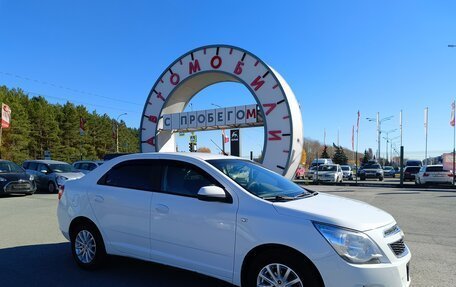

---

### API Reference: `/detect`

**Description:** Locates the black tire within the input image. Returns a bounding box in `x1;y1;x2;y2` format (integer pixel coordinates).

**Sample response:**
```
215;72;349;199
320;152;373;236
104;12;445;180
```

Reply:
360;176;366;181
70;222;106;270
379;177;384;181
245;249;322;287
48;181;57;193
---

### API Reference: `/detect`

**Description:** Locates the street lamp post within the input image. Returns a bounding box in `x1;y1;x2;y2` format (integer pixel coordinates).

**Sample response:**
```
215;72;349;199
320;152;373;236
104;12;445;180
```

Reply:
382;129;398;163
211;103;226;155
449;44;455;185
366;113;393;163
116;113;127;153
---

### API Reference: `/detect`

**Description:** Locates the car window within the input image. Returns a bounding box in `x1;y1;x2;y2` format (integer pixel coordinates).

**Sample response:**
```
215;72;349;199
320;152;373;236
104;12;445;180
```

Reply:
73;163;80;169
318;165;337;171
426;166;446;172
163;161;217;197
88;163;97;171
37;164;50;173
100;160;161;191
23;162;29;169
341;166;350;171
0;161;24;173
28;162;38;171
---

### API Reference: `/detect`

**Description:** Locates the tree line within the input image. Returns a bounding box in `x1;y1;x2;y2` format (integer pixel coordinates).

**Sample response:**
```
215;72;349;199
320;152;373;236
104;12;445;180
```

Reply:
0;86;139;164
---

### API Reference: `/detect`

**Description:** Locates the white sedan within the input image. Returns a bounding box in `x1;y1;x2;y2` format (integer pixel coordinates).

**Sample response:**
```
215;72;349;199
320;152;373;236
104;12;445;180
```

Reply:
314;164;344;183
57;152;411;287
415;165;453;186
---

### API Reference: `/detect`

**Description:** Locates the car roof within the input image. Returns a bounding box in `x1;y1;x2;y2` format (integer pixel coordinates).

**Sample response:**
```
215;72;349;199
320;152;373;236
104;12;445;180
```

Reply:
150;152;239;161
24;160;68;164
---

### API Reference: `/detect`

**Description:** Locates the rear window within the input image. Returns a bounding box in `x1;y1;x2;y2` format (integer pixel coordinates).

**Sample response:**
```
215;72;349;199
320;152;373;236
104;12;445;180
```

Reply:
426;166;447;172
406;167;420;172
363;164;381;169
341;166;350;171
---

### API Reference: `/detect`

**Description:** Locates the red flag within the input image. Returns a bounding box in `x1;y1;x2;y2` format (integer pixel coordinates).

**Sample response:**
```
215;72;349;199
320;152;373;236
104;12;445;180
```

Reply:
356;110;360;132
222;129;229;143
1;103;11;129
79;117;87;135
450;101;455;127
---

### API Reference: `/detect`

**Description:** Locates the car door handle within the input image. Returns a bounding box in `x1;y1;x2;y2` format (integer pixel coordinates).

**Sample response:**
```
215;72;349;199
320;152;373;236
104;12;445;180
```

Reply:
94;195;104;203
155;204;169;214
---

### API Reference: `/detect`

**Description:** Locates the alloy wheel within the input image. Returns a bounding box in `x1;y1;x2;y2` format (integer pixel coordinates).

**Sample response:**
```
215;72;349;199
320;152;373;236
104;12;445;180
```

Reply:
75;230;97;264
256;263;303;287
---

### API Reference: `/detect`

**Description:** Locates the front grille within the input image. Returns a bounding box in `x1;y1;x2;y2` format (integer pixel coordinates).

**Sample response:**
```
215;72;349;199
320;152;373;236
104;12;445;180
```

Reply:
389;238;407;257
4;181;33;192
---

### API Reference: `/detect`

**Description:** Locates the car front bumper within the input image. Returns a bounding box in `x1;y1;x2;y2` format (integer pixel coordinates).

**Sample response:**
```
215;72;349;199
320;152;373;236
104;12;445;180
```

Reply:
1;180;36;194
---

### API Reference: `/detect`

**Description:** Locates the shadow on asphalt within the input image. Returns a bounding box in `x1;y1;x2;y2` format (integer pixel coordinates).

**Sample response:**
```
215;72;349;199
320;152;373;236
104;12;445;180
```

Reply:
377;192;421;195
0;243;233;287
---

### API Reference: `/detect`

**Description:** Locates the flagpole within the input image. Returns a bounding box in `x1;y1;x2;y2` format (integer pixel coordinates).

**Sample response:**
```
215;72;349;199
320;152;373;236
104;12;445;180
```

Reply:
355;111;360;184
424;107;428;165
453;100;455;185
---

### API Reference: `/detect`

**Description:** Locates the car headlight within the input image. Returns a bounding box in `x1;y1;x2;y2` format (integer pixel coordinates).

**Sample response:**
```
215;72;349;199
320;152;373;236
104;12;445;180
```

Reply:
29;175;34;181
313;222;388;264
0;177;7;182
56;176;68;186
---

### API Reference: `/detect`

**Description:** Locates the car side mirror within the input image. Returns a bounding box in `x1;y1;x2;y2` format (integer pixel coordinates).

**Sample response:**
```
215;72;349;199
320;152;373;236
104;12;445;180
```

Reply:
197;186;232;203
40;169;48;174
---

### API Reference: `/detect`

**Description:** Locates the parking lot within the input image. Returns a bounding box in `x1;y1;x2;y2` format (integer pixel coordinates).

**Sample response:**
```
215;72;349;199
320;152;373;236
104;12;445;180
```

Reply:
1;185;455;287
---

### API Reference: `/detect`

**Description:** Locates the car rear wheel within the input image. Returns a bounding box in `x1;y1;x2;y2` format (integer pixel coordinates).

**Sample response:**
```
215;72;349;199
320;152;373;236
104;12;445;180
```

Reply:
70;223;106;269
246;249;322;287
48;182;56;193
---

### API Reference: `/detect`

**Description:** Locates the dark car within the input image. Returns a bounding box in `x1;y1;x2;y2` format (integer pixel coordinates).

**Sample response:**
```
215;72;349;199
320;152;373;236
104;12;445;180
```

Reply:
383;166;396;178
358;163;384;181
403;166;421;181
0;160;36;195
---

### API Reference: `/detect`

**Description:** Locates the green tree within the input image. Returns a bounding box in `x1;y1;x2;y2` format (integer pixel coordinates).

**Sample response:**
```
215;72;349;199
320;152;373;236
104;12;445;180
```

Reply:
320;145;330;158
332;144;348;165
362;150;370;164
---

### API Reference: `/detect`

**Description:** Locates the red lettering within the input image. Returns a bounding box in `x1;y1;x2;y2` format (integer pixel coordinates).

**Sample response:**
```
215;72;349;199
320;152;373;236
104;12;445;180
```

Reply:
210;55;222;69
170;73;180;85
263;103;277;116
246;108;256;119
189;59;201;74
145;136;155;146
250;76;265;91
156;92;165;101
148;115;158;123
234;61;244;75
268;130;282;141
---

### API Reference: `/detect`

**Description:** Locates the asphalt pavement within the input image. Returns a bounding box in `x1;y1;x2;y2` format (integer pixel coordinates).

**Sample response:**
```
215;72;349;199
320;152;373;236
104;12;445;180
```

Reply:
0;186;455;287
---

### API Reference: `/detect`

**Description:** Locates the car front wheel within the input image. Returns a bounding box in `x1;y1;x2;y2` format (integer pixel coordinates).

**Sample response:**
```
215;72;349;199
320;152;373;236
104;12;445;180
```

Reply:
48;182;56;193
246;249;322;287
71;223;106;269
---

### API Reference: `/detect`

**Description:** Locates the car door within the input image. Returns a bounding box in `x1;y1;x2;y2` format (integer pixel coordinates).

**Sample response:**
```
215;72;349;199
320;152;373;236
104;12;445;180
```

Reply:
150;159;238;281
89;159;160;260
36;163;51;189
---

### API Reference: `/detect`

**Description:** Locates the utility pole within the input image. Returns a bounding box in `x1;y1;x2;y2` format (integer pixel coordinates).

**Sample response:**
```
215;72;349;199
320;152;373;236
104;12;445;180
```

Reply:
116;113;127;153
367;113;393;163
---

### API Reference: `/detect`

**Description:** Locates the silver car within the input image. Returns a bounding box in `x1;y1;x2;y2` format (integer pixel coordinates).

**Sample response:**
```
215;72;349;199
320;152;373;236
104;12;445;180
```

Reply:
72;160;104;174
23;160;85;193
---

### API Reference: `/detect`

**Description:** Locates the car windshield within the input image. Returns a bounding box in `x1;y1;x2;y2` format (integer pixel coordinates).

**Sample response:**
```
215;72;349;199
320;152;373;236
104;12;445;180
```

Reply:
363;164;380;169
207;159;312;200
49;163;76;173
318;165;337;171
383;166;393;170
0;161;24;173
341;166;350;171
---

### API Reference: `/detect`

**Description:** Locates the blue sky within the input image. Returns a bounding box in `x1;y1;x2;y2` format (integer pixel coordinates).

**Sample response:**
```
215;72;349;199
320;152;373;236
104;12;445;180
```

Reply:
1;0;455;160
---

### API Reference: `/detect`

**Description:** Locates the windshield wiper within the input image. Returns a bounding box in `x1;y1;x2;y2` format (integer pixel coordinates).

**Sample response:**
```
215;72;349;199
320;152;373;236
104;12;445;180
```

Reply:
261;195;296;201
294;191;318;199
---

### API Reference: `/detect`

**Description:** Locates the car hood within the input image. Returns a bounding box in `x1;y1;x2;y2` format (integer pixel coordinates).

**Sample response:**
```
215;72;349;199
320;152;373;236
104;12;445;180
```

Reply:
273;193;394;231
0;173;30;181
55;172;85;179
316;171;336;175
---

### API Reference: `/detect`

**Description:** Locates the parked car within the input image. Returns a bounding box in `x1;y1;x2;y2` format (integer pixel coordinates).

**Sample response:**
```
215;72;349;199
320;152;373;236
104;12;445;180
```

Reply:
358;163;384;181
305;166;317;180
314;164;343;183
415;165;453;186
310;158;333;167
57;152;411;287
23;160;85;193
73;160;104;174
340;165;353;180
403;166;420;182
406;160;422;167
383;166;396;178
0;160;36;195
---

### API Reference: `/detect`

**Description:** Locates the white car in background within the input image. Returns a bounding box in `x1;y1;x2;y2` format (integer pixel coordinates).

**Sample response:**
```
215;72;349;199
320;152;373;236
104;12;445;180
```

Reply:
340;165;353;180
57;152;411;287
415;165;453;186
315;164;344;183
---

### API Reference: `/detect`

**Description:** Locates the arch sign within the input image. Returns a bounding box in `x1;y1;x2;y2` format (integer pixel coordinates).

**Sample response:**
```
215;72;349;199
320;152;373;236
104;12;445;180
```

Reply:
140;45;303;178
